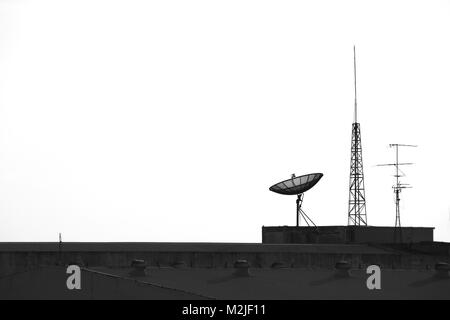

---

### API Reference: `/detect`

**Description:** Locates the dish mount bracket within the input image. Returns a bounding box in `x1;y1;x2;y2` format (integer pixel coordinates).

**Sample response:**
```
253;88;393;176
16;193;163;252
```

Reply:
296;193;317;228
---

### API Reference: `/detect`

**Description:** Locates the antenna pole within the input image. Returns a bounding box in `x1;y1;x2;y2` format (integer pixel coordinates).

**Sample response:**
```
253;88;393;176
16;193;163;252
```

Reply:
58;233;62;266
394;145;402;242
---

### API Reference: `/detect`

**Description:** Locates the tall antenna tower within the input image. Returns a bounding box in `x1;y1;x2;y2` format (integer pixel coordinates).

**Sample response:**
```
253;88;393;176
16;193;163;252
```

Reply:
348;46;368;226
377;144;417;242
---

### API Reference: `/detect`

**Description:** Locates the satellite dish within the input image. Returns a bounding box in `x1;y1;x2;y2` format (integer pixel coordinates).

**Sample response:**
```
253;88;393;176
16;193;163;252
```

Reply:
269;173;323;196
269;173;323;227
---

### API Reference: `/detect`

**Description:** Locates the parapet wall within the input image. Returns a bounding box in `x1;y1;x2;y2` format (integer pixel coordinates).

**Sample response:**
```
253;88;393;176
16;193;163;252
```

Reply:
262;226;434;244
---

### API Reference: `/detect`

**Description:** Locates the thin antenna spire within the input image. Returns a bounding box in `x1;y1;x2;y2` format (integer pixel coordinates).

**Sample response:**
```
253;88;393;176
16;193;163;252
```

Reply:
58;232;62;265
353;45;357;123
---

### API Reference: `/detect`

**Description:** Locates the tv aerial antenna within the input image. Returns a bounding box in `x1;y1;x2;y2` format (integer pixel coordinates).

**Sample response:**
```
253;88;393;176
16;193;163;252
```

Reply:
376;144;417;242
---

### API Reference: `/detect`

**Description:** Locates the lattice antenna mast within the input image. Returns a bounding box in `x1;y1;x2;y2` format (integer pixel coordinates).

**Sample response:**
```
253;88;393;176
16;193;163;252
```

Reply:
377;144;417;242
348;46;368;226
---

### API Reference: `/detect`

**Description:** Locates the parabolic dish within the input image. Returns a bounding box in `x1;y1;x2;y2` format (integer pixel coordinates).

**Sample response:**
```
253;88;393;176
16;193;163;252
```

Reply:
269;173;323;195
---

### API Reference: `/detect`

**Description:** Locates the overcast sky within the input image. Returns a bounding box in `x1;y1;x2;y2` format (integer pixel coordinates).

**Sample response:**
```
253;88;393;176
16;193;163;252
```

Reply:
0;0;449;242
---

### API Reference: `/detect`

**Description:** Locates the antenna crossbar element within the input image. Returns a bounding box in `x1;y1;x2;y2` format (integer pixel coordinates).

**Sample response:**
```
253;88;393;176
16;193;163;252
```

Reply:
376;163;414;167
348;46;368;226
390;144;418;148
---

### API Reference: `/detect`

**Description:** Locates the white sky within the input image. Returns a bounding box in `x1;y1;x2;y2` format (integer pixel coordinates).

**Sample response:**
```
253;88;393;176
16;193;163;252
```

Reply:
0;0;449;242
